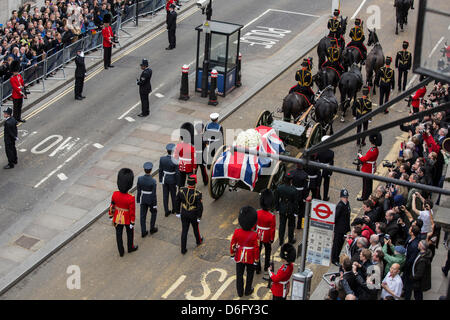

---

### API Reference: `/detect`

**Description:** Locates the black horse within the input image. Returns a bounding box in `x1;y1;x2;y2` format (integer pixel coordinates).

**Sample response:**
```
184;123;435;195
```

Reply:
314;86;338;135
281;92;311;122
313;67;340;93
317;16;348;67
338;63;363;122
365;28;385;95
395;0;411;35
342;45;364;71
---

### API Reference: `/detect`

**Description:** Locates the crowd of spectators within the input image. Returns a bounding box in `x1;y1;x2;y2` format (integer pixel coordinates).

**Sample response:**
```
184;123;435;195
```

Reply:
0;0;134;83
326;81;450;300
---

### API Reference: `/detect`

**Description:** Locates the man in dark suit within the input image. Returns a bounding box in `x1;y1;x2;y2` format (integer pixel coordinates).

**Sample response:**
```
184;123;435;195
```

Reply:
159;143;179;217
317;135;334;201
166;4;177;50
137;59;152;117
331;189;351;265
3;108;18;169
74;50;86;100
136;162;158;237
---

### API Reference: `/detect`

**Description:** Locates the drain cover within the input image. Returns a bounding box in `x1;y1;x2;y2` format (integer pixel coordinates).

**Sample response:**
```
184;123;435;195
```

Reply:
14;235;40;250
195;238;229;262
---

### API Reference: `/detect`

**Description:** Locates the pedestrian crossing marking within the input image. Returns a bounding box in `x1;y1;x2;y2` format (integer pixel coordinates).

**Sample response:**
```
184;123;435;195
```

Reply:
57;173;68;181
125;117;135;122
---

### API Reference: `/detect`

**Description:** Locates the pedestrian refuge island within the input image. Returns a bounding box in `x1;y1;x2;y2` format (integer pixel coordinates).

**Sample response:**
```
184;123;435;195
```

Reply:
195;20;243;97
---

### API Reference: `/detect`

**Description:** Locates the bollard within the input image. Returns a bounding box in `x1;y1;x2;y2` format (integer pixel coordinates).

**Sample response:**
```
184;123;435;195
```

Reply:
208;69;218;106
236;52;242;87
179;64;190;101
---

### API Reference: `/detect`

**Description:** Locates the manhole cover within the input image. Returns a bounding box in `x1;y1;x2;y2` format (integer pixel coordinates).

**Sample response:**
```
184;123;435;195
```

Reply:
195;238;229;262
14;235;40;250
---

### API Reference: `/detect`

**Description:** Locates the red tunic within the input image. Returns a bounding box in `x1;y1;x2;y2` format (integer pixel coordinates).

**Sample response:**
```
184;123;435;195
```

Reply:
174;142;197;173
359;146;379;174
256;209;276;243
10;74;24;99
165;0;175;11
109;191;136;225
411;86;426;109
230;228;259;264
102;25;113;48
269;263;294;298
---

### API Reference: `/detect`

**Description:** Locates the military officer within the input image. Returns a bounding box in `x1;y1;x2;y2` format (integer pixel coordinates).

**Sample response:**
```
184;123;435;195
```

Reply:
305;154;321;199
331;189;351;265
3;107;18;170
395;41;412;92
357;133;382;201
289;58;315;104
9;60;26;122
327;9;342;42
194;122;209;185
109;168;138;257
375;56;395;113
255;189;276;276
347;18;367;61
322;38;344;75
289;163;308;230
269;243;296;300
74;49;86;100
166;4;177;50
353;86;372;146
317;135;334;201
176;174;204;254
204;113;224;169
230;206;259;297
159;143;179;217
137;59;152;117
275;172;298;246
137;162;158;237
174;122;197;187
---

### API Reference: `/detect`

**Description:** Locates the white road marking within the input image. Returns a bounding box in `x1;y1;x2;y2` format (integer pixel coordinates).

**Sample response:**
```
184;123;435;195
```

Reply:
117;84;164;120
155;93;164;98
125;116;135;122
34;144;89;188
243;9;271;30
93;143;104;149
161;275;186;299
429;36;445;58
19;149;27;152
406;74;418;90
268;9;320;18
351;0;368;20
57;173;68;181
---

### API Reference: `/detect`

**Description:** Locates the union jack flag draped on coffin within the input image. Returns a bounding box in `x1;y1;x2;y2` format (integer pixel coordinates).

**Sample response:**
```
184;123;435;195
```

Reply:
212;126;285;190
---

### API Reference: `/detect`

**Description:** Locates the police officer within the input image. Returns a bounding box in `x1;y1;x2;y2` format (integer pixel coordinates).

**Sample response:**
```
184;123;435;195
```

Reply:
375;56;395;113
395;41;412;92
357;133;381;201
353;86;372;146
176;174;204;254
166;4;177;50
275;172;298;246
317;135;334;201
289;163;308;230
331;189;351;265
137;162;158;237
194;122;209;186
137;59;152;117
3;107;18;170
204;113;224;169
268;243;296;300
322;38;344;74
74;49;86;100
289;58;315;104
159;143;179;217
347;18;367;61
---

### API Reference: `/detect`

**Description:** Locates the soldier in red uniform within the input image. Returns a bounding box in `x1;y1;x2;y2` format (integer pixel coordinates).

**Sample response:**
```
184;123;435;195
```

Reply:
9;60;26;122
102;13;115;69
174;122;197;187
269;243;296;300
410;75;427;113
230;206;259;297
255;189;276;276
109;168;139;257
357;133;382;201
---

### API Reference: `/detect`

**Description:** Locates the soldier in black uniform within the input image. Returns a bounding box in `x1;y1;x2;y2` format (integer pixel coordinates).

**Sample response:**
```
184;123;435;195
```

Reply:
289;58;315;104
322;38;344;75
305;154;321;199
353;86;372;146
317;135;334;202
331;189;351;265
395;41;412;92
274;172;298;246
74;49;86;100
159;143;179;217
375;56;395;113
166;4;177;50
347;18;367;61
194;122;208;186
3;107;18;170
137;59;152;117
289;163;308;230
137;162;158;237
176;174;204;254
327;9;344;49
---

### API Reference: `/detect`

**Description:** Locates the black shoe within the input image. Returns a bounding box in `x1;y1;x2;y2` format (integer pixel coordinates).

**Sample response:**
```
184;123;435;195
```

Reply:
137;113;149;117
142;231;148;238
332;261;340;266
323;196;330;202
244;288;254;296
119;252;124;257
104;67;108;70
256;268;261;275
356;197;365;201
197;236;204;246
165;46;174;50
17;119;26;123
150;227;158;234
3;164;14;169
75;96;83;100
108;65;115;68
442;267;448;277
289;238;296;244
181;249;187;255
384;109;389;114
361;141;366;146
81;95;86;99
165;210;171;217
128;245;138;253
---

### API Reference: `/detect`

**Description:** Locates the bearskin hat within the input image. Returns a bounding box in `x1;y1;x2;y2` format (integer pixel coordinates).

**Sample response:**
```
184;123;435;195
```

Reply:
238;206;257;231
369;132;382;146
259;189;274;211
180;122;195;145
10;60;21;73
117;168;134;193
103;13;112;24
280;243;296;263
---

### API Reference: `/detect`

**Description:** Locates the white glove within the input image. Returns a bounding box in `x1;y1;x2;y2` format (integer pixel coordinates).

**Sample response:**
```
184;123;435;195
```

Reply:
294;214;298;217
108;216;113;221
197;219;201;223
130;224;134;229
176;214;181;218
231;257;235;262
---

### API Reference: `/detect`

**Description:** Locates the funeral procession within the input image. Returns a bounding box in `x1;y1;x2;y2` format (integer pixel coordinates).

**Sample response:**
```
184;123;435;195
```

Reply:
1;0;450;307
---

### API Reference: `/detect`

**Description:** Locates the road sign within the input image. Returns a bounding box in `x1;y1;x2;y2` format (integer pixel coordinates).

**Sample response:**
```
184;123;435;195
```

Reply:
306;199;336;267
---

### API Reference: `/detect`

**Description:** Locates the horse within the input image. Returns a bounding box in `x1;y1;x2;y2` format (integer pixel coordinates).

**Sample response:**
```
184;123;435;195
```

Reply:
314;86;338;135
313;67;340;93
395;0;410;35
281;92;311;122
317;16;348;67
338;63;363;122
342;45;364;71
365;28;385;95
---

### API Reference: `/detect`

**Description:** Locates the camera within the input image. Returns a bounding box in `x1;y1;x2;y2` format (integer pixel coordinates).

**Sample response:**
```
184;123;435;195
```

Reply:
382;160;395;168
196;0;208;9
384;234;391;240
